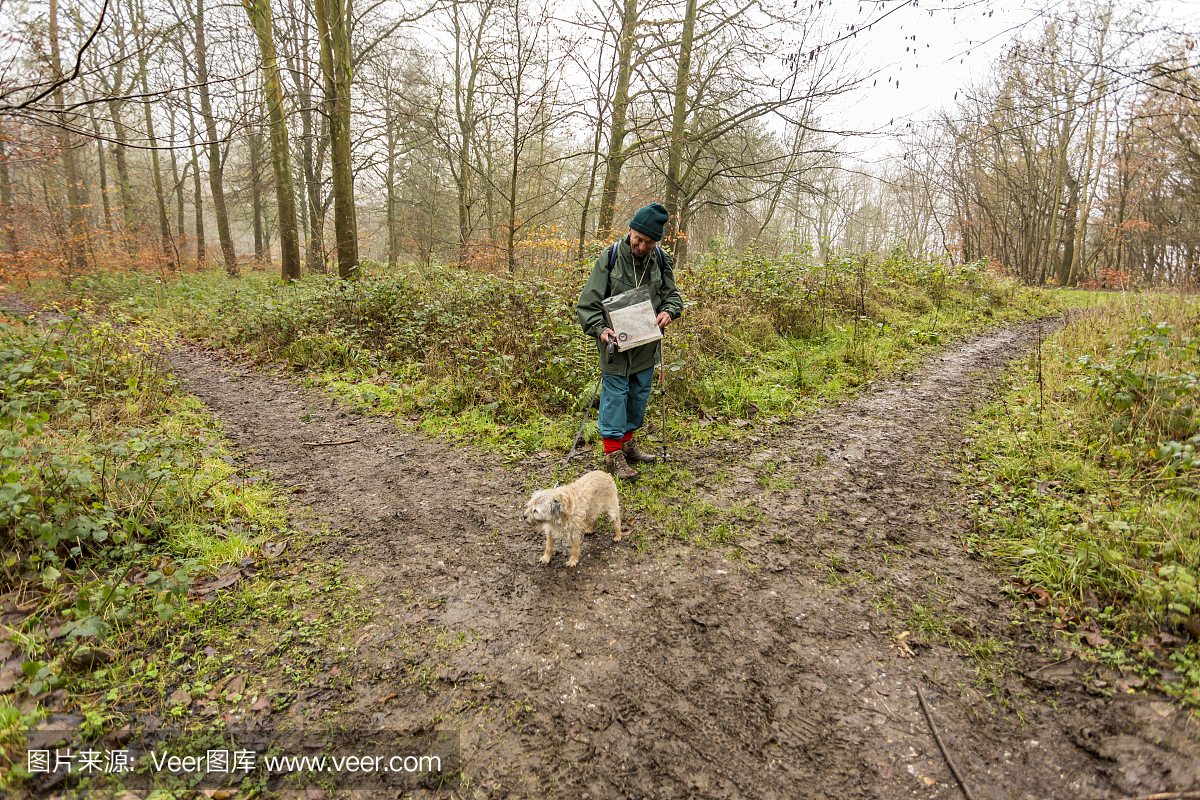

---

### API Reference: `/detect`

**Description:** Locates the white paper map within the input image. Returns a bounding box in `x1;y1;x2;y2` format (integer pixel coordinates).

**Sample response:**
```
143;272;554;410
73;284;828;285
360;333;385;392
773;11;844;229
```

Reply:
603;287;662;352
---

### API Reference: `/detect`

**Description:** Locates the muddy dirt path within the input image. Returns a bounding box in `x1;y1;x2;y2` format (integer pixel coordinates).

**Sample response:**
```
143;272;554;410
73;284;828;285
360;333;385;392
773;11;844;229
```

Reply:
166;320;1200;800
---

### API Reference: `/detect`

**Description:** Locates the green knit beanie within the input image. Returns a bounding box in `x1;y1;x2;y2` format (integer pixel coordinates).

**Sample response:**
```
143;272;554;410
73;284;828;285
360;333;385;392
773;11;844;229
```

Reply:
629;203;670;241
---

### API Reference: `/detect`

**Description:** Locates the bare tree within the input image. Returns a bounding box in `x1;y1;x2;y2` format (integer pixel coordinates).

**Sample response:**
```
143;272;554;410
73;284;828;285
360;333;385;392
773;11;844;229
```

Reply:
313;0;357;277
241;0;302;280
48;0;89;275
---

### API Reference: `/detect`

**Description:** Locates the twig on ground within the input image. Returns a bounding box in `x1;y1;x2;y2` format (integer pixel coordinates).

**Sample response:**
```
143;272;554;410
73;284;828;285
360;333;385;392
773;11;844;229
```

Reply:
301;439;359;447
1031;655;1077;674
917;685;976;800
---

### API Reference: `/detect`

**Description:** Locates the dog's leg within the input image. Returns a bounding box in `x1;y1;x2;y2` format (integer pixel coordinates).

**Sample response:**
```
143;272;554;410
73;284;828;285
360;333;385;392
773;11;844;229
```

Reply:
566;531;581;567
611;502;623;542
540;526;554;565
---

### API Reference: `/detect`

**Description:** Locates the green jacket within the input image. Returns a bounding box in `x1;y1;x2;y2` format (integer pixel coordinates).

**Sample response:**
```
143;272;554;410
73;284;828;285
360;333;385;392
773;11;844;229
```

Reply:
576;235;684;376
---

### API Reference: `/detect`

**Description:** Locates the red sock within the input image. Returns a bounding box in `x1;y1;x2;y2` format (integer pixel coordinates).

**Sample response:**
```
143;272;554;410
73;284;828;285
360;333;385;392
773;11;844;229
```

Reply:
603;438;623;454
619;432;633;444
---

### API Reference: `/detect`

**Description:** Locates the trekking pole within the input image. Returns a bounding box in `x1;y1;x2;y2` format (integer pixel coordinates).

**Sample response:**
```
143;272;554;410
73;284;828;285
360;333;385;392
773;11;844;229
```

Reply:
554;377;601;489
659;333;671;463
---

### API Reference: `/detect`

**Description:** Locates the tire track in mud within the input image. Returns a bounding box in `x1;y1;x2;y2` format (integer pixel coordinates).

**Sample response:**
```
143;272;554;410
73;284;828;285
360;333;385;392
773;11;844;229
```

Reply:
167;320;1200;800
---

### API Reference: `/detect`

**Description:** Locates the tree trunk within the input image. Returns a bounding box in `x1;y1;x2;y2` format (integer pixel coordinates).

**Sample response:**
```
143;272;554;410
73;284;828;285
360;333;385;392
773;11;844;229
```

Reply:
194;0;239;275
168;109;186;261
578;126;603;261
249;126;265;265
242;0;302;281
48;0;88;276
384;105;401;268
662;0;696;262
139;63;175;270
282;0;327;274
314;0;358;278
506;21;525;274
452;2;492;264
1065;172;1084;284
0;137;18;253
107;101;137;252
299;76;326;273
185;87;207;268
596;0;639;240
81;85;114;237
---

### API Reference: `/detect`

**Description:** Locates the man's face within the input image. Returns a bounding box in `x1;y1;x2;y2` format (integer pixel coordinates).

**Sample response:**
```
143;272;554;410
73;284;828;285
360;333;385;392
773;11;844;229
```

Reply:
628;229;656;259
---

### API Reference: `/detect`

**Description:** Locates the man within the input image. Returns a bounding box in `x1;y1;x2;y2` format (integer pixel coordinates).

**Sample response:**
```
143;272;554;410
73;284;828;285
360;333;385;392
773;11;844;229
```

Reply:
577;202;684;481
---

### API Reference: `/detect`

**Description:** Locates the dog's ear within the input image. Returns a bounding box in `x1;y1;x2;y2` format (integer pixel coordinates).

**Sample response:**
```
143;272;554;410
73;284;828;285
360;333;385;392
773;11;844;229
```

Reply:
550;498;563;518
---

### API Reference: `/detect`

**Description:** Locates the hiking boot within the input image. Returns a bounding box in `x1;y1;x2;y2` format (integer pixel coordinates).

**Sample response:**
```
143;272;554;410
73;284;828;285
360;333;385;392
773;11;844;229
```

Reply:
621;436;658;464
605;449;639;481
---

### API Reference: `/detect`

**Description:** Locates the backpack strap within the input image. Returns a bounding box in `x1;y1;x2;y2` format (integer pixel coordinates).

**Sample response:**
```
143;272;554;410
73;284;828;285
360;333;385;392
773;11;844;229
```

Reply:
608;240;664;270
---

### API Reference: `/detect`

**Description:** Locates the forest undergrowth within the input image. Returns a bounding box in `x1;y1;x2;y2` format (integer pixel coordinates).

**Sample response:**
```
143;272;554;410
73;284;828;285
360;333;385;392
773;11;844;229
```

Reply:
965;293;1200;706
0;314;299;789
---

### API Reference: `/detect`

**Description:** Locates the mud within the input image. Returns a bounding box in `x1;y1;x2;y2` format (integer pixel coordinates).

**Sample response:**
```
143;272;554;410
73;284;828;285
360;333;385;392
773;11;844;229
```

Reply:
163;320;1200;800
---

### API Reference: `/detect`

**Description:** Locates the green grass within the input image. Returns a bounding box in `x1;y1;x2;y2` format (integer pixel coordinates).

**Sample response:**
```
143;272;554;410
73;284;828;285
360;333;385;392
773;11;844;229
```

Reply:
964;291;1200;706
1052;288;1137;310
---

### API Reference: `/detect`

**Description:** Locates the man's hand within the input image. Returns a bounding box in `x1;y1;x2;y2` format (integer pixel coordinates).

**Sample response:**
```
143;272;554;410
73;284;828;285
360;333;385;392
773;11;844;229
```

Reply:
655;311;673;329
600;328;616;344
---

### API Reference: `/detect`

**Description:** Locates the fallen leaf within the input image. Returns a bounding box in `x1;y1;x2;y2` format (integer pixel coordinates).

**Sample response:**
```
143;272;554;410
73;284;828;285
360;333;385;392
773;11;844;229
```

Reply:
1150;702;1174;717
261;541;288;559
197;566;242;595
950;620;976;639
169;689;192;707
250;696;271;712
377;693;397;704
0;670;20;693
224;674;247;699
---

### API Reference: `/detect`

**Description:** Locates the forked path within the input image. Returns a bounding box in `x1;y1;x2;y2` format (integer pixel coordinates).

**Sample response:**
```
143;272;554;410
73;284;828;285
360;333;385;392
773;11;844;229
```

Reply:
167;320;1199;800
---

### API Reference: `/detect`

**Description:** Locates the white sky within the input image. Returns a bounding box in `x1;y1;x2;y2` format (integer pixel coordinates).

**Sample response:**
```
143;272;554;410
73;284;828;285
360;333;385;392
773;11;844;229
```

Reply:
814;0;1200;161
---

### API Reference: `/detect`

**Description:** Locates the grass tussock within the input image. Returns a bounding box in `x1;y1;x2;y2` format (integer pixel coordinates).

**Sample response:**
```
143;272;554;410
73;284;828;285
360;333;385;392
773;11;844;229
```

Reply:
965;292;1200;705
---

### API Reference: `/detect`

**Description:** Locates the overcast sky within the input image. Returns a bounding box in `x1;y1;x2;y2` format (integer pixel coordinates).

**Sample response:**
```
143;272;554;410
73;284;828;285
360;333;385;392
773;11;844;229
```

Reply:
816;0;1200;161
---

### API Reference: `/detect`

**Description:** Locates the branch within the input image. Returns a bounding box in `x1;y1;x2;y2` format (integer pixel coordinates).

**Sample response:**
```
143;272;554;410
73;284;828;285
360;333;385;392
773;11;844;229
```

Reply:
0;0;111;116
